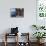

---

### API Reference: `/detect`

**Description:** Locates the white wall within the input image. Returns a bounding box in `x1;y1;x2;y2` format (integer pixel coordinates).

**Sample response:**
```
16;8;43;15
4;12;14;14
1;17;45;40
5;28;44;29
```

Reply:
0;0;36;42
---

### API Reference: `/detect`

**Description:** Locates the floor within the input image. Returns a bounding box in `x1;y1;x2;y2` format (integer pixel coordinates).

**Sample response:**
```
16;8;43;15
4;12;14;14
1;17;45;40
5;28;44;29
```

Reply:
0;42;46;46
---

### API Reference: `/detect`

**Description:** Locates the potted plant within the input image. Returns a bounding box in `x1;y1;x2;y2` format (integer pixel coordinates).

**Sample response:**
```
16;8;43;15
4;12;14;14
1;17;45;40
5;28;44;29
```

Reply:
32;25;39;30
33;32;46;43
32;24;45;30
40;26;45;29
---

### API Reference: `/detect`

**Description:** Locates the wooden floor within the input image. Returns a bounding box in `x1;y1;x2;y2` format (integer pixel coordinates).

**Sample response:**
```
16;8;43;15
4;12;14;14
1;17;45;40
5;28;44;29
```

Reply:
0;42;46;46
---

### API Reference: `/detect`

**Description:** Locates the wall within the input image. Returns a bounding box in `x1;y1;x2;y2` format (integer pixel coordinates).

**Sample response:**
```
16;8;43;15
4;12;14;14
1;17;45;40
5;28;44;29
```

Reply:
0;0;36;42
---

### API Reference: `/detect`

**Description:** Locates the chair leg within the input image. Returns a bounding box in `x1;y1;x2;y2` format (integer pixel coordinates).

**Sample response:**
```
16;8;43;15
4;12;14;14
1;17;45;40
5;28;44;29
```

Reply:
4;41;7;46
4;33;7;46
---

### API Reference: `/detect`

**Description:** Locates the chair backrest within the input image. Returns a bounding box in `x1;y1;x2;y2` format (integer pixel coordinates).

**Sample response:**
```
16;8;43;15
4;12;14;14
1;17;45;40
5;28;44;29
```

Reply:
11;27;18;34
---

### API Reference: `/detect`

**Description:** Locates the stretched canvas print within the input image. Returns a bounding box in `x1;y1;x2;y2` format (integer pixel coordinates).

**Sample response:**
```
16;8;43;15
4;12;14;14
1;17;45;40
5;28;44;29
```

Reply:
10;8;16;17
37;0;46;18
10;8;24;17
36;0;46;26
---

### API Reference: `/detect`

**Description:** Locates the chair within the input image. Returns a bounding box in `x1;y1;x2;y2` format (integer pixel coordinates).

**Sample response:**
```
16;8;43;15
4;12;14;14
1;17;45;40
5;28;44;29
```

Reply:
18;33;30;46
4;27;19;46
4;33;18;46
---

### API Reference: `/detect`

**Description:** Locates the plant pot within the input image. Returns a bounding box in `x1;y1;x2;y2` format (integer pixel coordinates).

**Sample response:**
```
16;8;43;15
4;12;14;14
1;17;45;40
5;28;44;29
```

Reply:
37;39;40;43
37;39;44;44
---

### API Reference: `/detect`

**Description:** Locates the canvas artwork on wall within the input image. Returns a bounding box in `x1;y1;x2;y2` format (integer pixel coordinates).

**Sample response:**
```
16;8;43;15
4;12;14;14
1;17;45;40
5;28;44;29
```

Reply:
10;8;24;17
36;0;46;26
37;0;46;18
